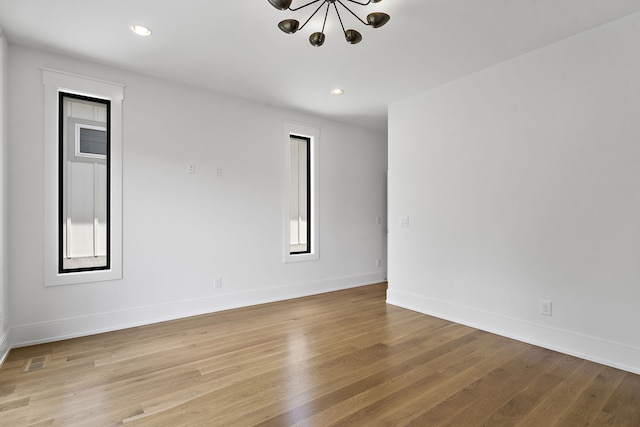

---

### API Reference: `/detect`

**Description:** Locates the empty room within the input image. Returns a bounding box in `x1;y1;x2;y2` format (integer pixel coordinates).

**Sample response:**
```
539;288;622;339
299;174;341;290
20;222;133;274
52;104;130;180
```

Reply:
0;0;639;425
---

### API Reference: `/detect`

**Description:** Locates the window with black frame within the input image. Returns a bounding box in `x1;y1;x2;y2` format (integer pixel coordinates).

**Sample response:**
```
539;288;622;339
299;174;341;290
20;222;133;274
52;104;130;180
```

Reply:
289;134;311;255
58;92;111;273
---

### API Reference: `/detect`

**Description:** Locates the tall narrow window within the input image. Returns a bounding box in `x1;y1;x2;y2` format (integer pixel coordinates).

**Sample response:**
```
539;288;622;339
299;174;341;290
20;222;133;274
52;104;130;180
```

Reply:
59;92;110;272
43;69;123;286
290;135;311;254
283;122;319;263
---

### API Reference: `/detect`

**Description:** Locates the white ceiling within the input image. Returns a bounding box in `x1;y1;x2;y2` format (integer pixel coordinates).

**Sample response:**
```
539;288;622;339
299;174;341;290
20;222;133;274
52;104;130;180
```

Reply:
1;0;640;133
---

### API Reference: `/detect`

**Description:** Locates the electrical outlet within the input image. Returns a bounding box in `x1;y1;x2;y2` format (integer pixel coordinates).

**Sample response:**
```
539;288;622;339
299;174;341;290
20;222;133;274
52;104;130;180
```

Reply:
376;258;382;268
539;299;552;316
187;163;196;174
400;216;410;227
214;276;223;289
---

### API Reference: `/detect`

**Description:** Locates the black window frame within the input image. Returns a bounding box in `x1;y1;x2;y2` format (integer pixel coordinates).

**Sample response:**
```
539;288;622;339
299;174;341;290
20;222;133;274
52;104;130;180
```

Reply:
58;91;111;274
290;134;312;255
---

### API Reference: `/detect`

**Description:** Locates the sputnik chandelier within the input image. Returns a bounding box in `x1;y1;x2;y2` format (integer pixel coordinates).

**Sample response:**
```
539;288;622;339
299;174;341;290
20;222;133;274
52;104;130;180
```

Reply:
267;0;390;47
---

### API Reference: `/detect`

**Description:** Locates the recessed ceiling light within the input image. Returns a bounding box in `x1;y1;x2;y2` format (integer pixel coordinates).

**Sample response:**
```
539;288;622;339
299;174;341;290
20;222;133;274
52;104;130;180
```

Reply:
131;25;152;36
331;88;344;96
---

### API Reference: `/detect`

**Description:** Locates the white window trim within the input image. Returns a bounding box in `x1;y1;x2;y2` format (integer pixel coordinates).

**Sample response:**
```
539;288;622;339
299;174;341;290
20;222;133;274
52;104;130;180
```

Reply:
283;121;320;263
42;68;125;286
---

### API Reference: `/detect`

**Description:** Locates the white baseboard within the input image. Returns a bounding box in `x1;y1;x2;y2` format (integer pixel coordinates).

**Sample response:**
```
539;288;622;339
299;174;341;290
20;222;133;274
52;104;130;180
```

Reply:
10;272;387;348
0;330;10;367
387;288;640;375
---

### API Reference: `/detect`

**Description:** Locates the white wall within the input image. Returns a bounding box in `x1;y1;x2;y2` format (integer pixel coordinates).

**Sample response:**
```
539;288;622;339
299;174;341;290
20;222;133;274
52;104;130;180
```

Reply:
0;28;8;363
7;45;387;346
388;12;640;374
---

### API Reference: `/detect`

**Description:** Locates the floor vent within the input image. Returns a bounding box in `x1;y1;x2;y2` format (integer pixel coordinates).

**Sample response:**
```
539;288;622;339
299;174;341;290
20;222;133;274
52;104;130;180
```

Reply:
22;355;51;373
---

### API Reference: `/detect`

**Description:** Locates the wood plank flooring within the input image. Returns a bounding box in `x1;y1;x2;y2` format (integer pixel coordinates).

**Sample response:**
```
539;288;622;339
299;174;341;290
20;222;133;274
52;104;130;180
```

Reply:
1;283;639;426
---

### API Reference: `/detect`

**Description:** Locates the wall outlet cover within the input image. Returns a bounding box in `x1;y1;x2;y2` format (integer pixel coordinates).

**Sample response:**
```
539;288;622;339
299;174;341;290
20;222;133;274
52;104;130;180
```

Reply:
539;299;552;316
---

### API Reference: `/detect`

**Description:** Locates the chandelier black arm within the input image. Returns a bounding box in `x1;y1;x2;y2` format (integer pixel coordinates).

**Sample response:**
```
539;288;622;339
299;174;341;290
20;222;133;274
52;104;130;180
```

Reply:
321;2;332;33
332;1;347;33
336;0;370;26
343;0;373;5
288;0;324;12
297;1;329;31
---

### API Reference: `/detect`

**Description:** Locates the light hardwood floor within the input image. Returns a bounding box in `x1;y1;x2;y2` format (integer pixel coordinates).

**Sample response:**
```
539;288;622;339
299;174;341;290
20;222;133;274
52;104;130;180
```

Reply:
1;283;639;426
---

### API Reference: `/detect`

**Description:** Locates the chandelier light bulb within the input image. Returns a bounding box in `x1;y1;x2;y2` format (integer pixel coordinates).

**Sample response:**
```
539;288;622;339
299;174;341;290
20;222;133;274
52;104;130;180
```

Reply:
309;32;326;47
